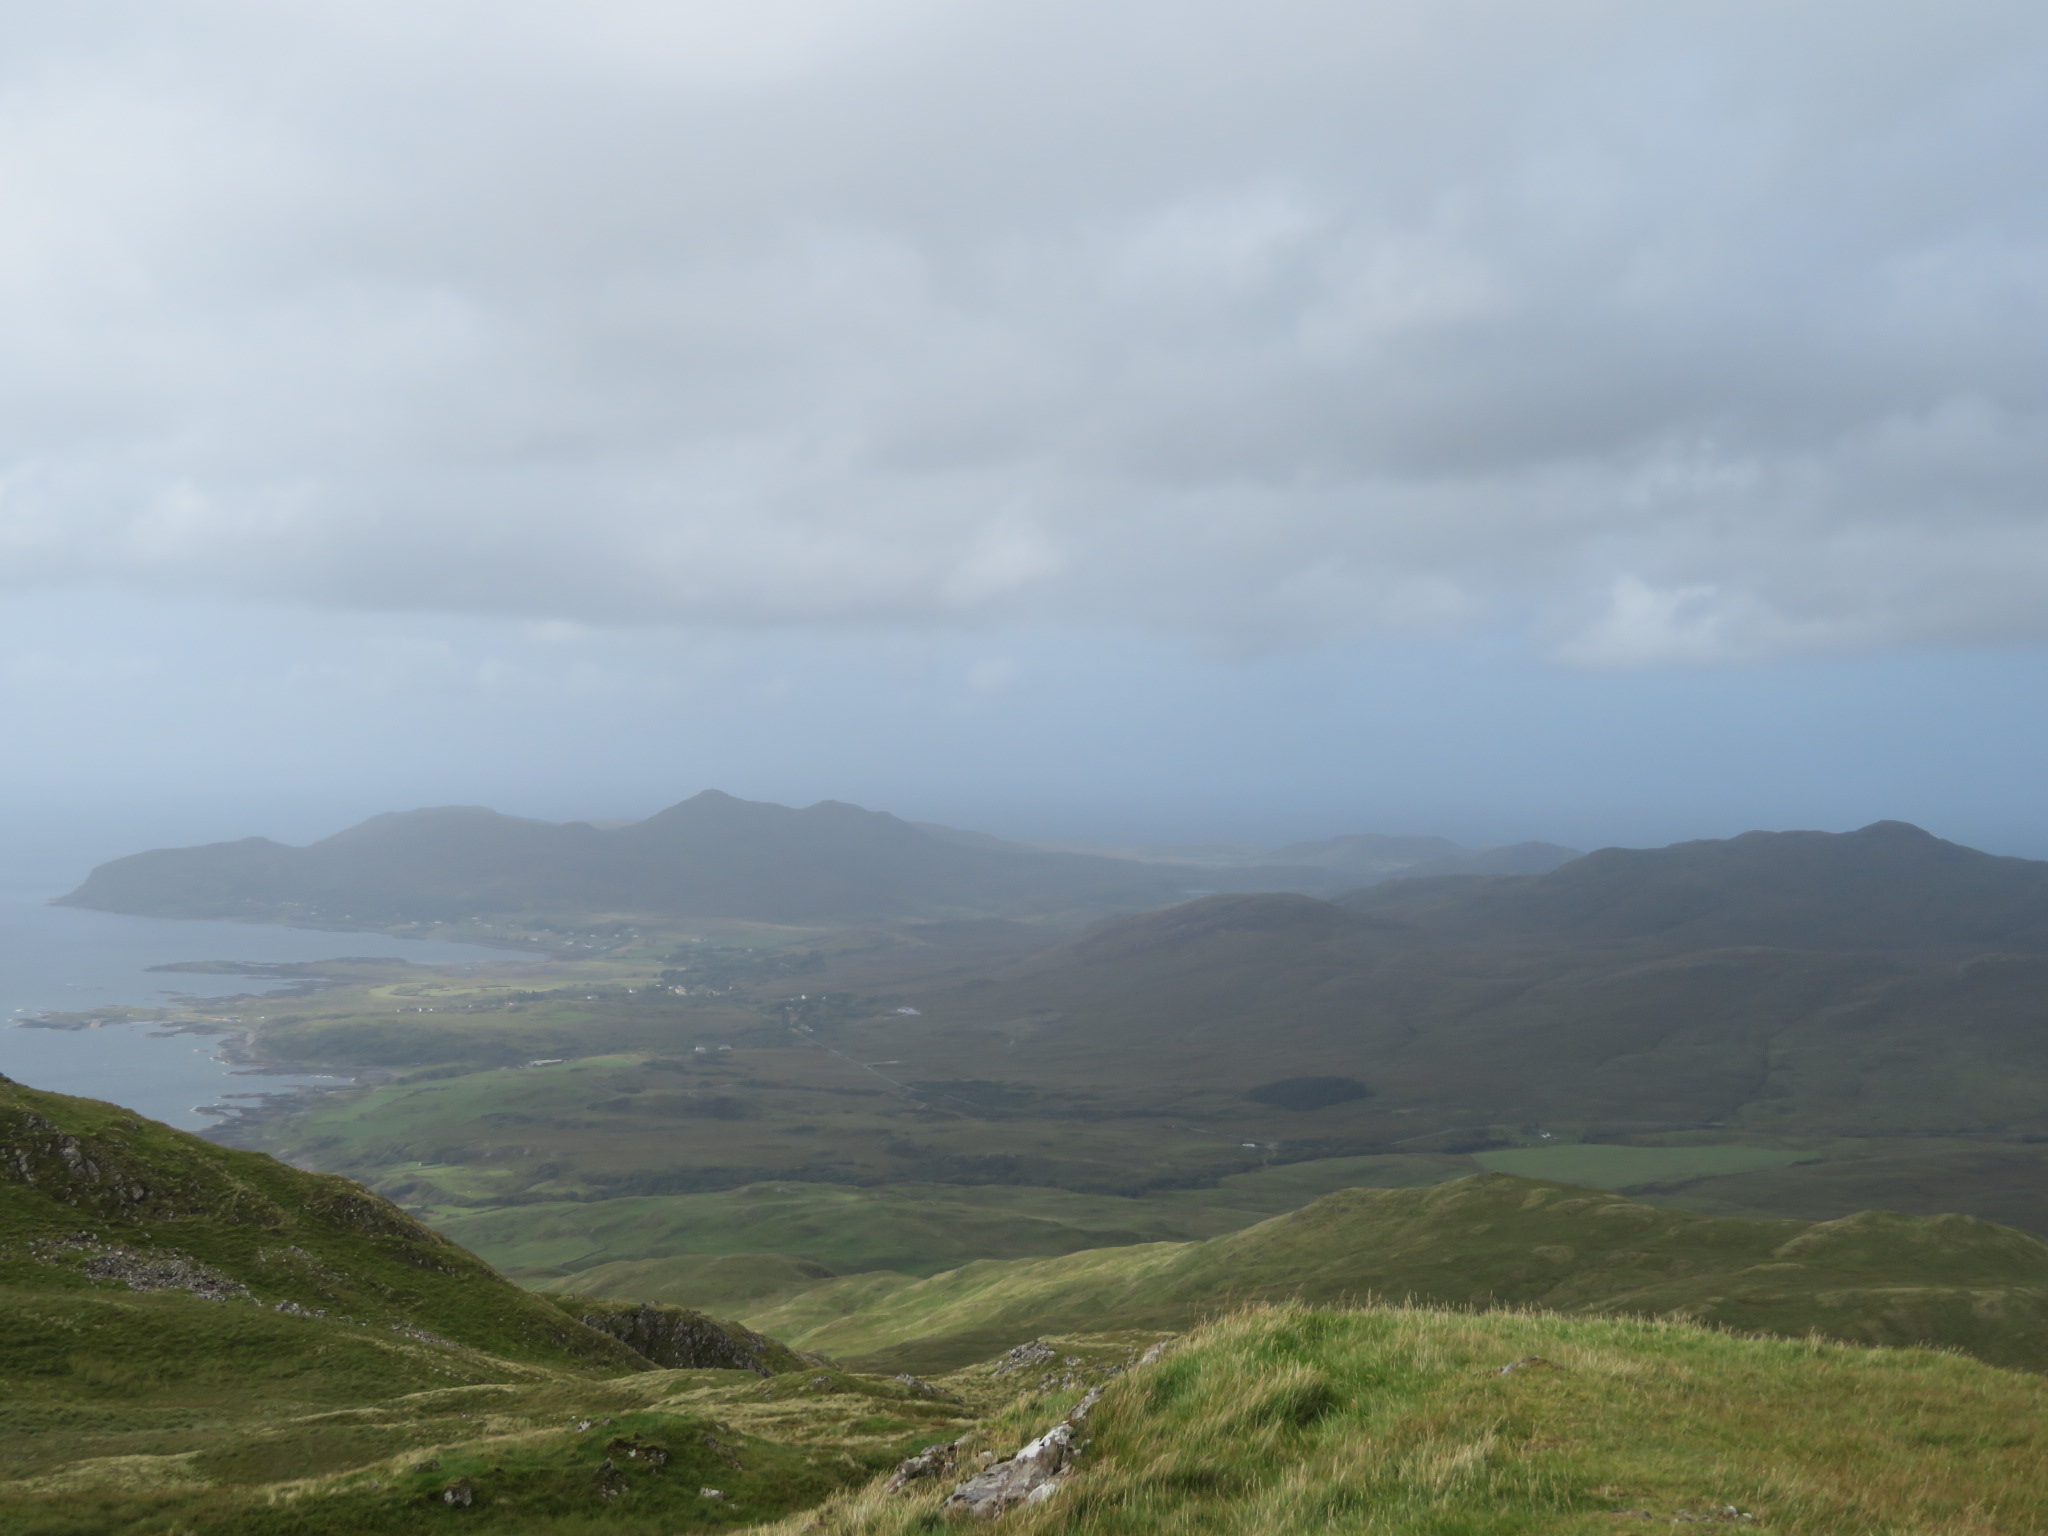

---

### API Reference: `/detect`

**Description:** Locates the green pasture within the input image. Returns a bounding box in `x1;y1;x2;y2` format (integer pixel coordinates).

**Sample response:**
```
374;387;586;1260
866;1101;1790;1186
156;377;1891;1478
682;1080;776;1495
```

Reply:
430;1155;1489;1314
1472;1143;1810;1188
438;1180;1266;1284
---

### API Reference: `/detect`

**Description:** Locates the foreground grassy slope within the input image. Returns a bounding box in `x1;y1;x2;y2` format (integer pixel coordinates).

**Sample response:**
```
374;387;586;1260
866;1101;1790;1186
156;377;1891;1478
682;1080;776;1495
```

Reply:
0;1079;1006;1534
0;1353;989;1535
0;1074;640;1371
747;1174;2048;1374
778;1304;2048;1536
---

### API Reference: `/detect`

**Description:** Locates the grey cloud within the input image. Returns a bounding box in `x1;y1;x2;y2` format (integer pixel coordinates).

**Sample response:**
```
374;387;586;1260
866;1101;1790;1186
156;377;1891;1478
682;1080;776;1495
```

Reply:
2;0;2047;661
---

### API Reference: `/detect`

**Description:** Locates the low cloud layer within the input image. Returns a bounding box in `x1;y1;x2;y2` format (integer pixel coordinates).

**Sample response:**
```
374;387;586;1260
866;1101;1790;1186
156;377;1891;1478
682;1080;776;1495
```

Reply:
2;0;2045;663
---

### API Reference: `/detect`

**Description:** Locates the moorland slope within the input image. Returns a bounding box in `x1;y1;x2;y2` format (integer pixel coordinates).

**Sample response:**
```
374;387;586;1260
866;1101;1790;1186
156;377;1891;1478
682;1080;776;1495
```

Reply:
0;1072;637;1370
0;1078;1038;1534
745;1174;2048;1374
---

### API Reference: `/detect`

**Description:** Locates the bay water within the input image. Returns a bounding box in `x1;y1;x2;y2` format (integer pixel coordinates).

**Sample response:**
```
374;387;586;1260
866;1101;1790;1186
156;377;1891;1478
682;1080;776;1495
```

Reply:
0;893;517;1129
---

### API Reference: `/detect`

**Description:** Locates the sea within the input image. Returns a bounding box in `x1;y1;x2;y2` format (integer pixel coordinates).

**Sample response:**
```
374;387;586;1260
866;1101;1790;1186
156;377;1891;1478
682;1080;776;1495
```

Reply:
0;889;517;1130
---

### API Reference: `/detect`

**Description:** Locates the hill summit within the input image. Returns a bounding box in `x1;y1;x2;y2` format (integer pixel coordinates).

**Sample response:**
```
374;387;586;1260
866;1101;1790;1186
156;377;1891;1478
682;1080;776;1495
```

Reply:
1346;819;2048;951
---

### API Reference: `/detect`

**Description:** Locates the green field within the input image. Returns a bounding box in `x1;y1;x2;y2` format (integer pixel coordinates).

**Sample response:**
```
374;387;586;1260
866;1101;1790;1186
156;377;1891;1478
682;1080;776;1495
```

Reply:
1472;1143;1811;1188
437;1180;1268;1284
434;1154;1481;1293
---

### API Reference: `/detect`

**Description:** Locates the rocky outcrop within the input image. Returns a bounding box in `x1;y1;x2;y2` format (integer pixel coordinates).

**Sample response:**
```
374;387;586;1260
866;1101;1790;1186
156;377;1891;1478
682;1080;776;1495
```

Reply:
883;1434;967;1492
566;1299;807;1374
0;1076;654;1373
942;1385;1103;1519
0;1100;282;1226
36;1234;250;1300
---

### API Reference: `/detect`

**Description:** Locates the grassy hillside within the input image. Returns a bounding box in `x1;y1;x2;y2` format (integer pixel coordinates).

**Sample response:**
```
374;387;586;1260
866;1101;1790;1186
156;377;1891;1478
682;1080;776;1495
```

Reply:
466;1158;1474;1311
0;1073;640;1371
0;1340;992;1535
0;1079;1020;1534
10;1067;2048;1531
775;1304;2048;1536
744;1175;2048;1375
438;1180;1283;1285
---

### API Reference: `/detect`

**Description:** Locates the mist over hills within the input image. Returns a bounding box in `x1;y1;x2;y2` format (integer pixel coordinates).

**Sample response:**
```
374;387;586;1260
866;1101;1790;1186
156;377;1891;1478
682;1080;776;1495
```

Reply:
54;790;1578;927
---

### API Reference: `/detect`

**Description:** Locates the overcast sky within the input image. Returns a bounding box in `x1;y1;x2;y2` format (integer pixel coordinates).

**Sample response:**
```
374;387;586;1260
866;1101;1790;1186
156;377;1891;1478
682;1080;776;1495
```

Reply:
4;0;2047;877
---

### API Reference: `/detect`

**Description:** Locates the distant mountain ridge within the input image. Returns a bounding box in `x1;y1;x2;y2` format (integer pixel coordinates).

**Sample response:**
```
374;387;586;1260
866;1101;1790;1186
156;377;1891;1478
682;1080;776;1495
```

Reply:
56;792;1183;925
851;820;2048;1154
1342;818;2048;951
56;791;1576;927
916;823;1580;884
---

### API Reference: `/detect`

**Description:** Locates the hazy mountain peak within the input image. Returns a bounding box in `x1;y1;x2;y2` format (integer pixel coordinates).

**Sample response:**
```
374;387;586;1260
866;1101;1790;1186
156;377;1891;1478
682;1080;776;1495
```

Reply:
1348;820;2048;951
1852;819;1938;838
58;791;1203;924
319;804;543;838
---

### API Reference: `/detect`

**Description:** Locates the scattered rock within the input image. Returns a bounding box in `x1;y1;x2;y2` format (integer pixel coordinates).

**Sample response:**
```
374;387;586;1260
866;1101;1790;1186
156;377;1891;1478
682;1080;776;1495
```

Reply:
35;1235;248;1301
885;1434;970;1493
439;1478;474;1508
1497;1356;1557;1376
699;1486;726;1500
699;1430;744;1468
606;1434;670;1472
943;1386;1104;1519
570;1300;804;1374
991;1340;1058;1378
